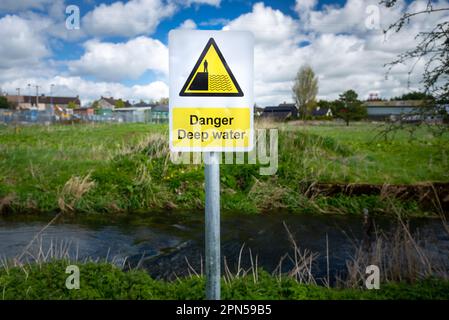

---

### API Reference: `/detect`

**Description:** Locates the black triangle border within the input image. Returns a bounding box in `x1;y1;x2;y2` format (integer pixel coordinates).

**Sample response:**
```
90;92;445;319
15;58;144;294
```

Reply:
179;38;244;97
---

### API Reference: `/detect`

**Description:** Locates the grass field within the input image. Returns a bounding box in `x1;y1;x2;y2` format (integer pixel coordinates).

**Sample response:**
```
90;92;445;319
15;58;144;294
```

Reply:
0;122;448;215
291;122;449;184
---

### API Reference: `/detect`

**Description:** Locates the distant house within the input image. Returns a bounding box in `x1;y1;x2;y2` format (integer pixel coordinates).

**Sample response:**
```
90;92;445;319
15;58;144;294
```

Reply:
112;104;168;123
97;96;132;109
3;95;26;109
133;101;156;108
5;95;80;111
150;104;169;123
73;107;94;117
312;106;333;118
254;106;264;117
364;100;425;121
261;103;298;120
114;106;153;123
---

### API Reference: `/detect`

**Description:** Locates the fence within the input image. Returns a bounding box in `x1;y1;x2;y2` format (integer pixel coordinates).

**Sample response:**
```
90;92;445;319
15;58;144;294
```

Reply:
0;109;168;125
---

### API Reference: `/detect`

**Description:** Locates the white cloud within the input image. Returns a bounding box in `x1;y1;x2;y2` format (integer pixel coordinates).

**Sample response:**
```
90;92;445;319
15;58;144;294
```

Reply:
68;37;168;82
132;81;169;100
224;2;302;47
82;0;177;37
178;19;197;29
1;76;169;104
221;1;449;105
299;0;403;35
81;0;222;37
12;1;87;42
295;0;317;21
199;17;229;27
0;15;50;69
184;0;221;6
45;0;85;41
223;3;305;104
0;0;53;12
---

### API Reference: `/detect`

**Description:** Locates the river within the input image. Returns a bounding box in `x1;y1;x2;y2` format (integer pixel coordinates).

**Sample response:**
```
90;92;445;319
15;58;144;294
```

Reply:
1;212;448;283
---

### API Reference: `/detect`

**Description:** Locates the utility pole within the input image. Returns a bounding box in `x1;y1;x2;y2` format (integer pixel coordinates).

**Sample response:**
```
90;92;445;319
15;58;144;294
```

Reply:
16;88;21;109
35;85;40;109
50;84;55;115
27;84;31;108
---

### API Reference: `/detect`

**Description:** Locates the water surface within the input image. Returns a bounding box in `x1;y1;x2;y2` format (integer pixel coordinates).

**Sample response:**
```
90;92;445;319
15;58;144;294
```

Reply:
1;212;447;282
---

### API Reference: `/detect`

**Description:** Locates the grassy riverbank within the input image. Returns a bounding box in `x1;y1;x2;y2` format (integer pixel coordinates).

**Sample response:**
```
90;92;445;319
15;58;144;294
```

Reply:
0;122;448;215
1;261;448;300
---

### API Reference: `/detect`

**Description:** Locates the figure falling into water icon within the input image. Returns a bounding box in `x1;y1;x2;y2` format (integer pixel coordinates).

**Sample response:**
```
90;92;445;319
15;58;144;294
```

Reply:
203;59;208;73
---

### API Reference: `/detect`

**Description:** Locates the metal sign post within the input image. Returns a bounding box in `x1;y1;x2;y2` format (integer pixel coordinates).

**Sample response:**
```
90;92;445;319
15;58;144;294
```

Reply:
204;152;220;300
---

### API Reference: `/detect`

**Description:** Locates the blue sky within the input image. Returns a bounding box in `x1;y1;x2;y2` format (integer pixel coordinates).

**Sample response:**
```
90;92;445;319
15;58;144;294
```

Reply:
0;0;446;105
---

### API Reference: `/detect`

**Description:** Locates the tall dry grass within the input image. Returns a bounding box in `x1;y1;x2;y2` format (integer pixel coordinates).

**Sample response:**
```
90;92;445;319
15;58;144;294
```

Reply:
342;218;449;287
58;173;96;213
180;216;449;288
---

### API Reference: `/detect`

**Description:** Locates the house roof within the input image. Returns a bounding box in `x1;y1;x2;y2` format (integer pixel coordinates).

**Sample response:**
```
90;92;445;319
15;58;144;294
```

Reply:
364;100;425;108
133;102;156;108
263;105;298;113
100;96;132;107
277;103;297;109
152;104;169;112
6;95;80;105
312;107;331;116
114;107;152;111
262;104;298;119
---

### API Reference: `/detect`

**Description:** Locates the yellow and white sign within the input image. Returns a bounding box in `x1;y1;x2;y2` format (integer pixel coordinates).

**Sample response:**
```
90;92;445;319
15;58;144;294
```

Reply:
169;30;254;152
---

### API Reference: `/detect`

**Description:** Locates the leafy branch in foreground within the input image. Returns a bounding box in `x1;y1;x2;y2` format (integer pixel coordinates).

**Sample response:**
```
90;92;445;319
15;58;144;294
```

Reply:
382;0;449;100
379;0;449;137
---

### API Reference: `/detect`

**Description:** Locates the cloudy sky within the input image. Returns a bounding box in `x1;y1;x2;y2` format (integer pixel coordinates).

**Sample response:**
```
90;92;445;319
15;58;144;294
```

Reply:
0;0;447;106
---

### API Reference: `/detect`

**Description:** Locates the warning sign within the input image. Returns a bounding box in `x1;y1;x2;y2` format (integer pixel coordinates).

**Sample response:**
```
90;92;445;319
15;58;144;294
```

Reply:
172;108;250;149
169;30;254;152
179;38;243;97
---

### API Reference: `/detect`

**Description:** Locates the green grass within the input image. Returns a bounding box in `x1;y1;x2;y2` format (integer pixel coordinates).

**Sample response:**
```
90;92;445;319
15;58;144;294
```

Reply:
290;123;449;184
1;261;448;300
0;122;448;215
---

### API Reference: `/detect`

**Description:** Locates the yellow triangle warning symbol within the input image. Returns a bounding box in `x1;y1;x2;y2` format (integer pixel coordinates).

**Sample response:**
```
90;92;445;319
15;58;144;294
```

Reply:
180;38;243;97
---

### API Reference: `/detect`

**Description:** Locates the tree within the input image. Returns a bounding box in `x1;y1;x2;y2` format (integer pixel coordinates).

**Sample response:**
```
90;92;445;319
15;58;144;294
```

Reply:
0;96;10;109
158;97;169;105
382;0;449;102
316;99;332;110
292;65;318;119
114;99;125;108
67;101;77;109
377;1;449;139
391;91;435;101
91;100;99;109
334;90;367;126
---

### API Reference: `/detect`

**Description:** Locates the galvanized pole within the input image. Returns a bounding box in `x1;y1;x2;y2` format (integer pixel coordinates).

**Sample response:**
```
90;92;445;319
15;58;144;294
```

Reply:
204;151;220;300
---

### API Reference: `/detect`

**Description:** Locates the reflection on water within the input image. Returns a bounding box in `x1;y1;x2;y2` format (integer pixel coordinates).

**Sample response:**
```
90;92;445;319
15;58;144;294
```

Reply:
0;212;448;281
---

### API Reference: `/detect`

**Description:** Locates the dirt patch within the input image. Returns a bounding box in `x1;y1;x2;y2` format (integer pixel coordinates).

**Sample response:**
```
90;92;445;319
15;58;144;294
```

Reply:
0;193;15;213
301;182;449;212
